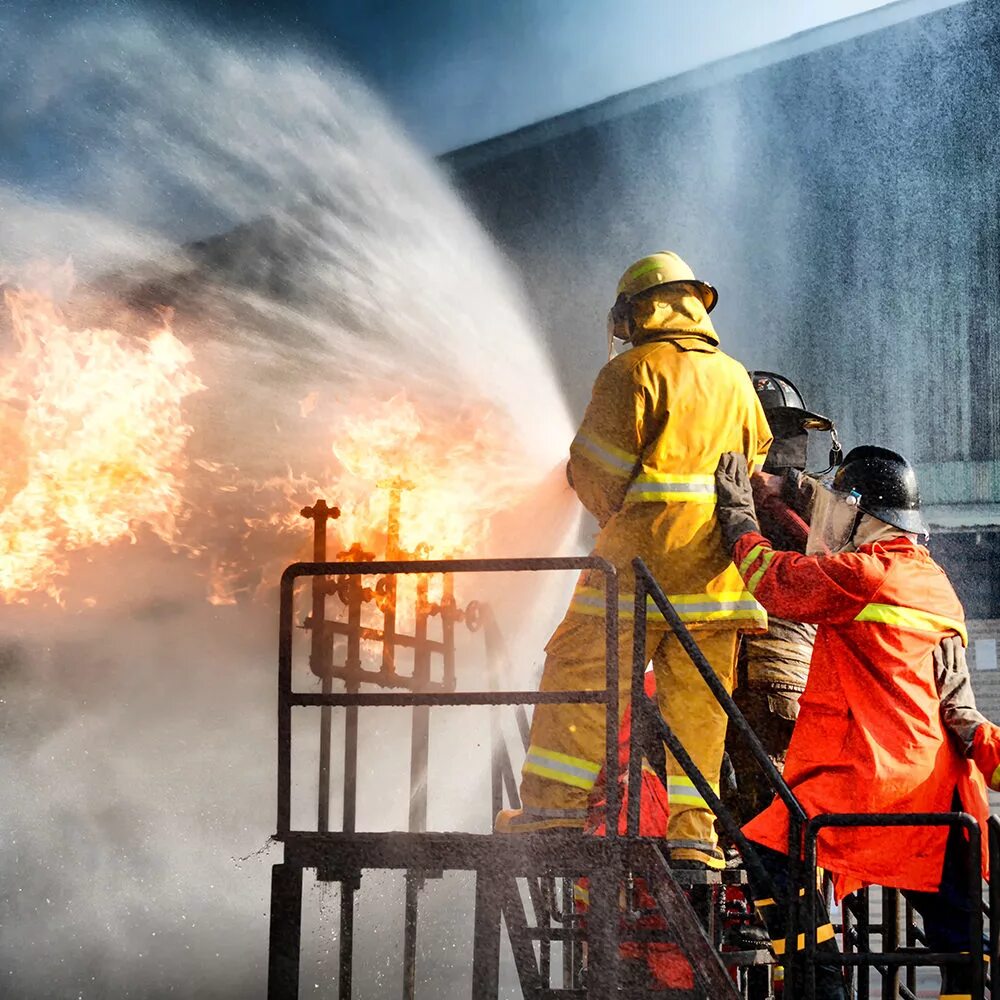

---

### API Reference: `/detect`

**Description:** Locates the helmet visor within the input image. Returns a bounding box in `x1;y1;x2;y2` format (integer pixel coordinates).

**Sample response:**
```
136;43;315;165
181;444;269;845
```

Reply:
806;480;862;555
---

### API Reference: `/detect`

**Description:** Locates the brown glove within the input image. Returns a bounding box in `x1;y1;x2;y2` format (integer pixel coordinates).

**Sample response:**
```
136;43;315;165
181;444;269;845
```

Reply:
714;453;760;553
934;634;986;754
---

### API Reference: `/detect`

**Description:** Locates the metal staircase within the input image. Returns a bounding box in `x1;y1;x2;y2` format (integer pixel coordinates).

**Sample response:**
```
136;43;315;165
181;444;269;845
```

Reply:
263;507;997;998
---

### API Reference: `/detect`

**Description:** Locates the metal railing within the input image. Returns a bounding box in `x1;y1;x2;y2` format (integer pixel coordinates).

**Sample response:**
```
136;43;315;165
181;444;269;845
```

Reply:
804;813;985;999
272;555;629;1000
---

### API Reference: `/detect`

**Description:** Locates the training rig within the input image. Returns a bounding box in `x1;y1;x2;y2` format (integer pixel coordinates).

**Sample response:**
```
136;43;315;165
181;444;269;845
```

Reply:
266;496;1000;999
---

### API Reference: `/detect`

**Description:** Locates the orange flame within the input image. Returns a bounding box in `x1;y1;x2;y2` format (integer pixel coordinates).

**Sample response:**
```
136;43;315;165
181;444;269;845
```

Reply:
0;289;204;602
328;392;533;560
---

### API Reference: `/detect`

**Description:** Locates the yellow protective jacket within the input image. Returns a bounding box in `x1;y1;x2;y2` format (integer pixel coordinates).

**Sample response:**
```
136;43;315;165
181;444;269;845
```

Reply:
567;291;772;630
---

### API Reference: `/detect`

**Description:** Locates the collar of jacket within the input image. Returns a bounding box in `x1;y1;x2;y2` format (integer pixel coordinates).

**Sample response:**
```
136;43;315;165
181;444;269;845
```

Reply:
630;329;718;352
630;289;720;346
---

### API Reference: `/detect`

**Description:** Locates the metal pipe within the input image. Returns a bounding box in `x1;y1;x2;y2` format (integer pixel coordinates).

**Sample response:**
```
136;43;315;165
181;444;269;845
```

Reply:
288;689;606;707
318;676;333;833
989;817;1000;999
339;883;355;1000
626;585;646;838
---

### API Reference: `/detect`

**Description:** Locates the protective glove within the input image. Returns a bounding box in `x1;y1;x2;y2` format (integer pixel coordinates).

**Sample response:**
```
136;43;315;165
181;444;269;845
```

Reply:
934;634;986;753
714;453;760;553
972;722;1000;791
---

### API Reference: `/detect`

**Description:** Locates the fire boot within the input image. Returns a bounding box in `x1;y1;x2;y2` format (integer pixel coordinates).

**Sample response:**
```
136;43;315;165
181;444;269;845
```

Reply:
939;961;973;1000
494;808;585;834
757;893;845;1000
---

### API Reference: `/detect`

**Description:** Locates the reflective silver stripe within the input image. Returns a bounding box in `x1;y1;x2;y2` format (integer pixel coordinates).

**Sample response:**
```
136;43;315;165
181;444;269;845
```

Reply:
568;587;765;623
625;473;717;504
523;746;602;790
572;431;636;476
627;481;715;495
521;807;589;819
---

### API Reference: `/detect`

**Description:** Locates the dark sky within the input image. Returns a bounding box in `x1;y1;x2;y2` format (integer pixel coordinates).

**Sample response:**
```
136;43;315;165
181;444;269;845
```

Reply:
137;0;927;152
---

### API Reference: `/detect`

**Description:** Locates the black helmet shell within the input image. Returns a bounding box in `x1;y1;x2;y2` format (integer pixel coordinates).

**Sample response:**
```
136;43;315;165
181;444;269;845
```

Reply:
832;445;928;536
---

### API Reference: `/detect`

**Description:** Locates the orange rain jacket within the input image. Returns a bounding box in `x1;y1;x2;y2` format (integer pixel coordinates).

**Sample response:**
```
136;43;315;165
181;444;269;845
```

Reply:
733;532;989;896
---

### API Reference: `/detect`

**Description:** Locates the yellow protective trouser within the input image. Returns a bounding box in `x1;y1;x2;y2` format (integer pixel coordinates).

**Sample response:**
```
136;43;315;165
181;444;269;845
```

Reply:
520;614;738;865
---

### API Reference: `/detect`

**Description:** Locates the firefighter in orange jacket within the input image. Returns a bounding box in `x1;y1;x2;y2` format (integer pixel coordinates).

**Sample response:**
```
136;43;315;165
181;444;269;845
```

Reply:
714;446;990;1000
497;252;772;869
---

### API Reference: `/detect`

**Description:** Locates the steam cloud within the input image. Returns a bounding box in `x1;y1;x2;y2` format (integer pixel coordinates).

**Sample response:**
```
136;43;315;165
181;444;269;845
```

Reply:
0;7;580;997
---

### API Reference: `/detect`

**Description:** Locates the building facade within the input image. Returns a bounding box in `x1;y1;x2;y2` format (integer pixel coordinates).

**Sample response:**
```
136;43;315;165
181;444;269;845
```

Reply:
446;0;1000;673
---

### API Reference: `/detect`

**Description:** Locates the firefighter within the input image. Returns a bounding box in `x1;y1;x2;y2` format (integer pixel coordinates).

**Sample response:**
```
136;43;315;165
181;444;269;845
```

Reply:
725;371;840;827
714;445;991;1000
496;251;772;871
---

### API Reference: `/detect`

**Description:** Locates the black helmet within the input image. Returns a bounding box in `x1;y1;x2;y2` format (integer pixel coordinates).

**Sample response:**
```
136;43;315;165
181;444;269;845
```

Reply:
832;445;928;536
749;371;839;472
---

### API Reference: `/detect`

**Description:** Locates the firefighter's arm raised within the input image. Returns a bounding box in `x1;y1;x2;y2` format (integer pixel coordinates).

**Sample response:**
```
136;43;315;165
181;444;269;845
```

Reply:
567;361;645;525
714;453;884;623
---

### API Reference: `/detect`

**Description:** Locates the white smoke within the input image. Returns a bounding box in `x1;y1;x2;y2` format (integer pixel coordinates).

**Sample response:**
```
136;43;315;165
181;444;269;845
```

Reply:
0;7;581;997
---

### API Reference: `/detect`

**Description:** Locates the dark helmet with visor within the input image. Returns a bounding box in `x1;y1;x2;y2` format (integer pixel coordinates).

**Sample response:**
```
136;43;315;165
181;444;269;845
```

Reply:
832;446;928;536
749;371;841;472
807;445;927;554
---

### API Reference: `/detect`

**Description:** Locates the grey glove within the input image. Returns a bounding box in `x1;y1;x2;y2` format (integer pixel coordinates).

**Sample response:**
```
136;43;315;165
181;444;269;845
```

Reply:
934;634;986;754
714;453;760;553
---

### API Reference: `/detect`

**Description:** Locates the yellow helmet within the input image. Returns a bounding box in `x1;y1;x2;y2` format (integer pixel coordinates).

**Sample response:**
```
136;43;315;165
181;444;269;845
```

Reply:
615;251;718;311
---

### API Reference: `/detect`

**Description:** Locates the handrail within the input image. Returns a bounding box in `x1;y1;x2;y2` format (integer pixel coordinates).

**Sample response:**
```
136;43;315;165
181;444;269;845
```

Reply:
805;813;985;999
631;558;806;823
277;555;620;837
631;557;810;999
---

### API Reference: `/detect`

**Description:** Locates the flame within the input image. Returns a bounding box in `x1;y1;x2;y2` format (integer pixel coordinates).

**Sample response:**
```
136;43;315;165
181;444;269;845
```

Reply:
0;288;204;602
328;391;533;560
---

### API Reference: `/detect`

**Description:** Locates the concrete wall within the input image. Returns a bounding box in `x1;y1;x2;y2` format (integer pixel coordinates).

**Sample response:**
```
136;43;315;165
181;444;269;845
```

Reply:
446;0;1000;497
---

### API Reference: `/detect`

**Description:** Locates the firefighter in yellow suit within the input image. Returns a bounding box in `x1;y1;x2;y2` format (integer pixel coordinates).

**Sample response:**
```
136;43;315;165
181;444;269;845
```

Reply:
498;252;772;869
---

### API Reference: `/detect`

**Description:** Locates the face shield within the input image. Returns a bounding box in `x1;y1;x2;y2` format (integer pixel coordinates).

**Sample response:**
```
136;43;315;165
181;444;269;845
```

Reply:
606;294;632;359
805;479;863;555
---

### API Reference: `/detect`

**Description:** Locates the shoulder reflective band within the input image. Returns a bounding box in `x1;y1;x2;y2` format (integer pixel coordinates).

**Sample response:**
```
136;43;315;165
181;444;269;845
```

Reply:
772;923;835;955
569;587;767;626
854;602;968;645
523;745;601;790
666;774;719;809
625;471;716;503
571;429;637;477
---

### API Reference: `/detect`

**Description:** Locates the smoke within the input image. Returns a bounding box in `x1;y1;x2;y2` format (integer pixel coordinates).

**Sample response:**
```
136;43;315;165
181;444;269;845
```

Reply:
0;7;580;997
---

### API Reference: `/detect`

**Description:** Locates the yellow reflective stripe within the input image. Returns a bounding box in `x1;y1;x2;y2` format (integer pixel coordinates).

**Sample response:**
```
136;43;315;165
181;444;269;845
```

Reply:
572;430;636;477
569;586;766;624
738;543;766;578
854;603;968;645
746;550;777;595
755;889;805;909
990;765;1000;792
772;923;834;955
523;745;601;790
667;775;719;807
626;471;716;503
573;883;589;904
625;489;717;503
